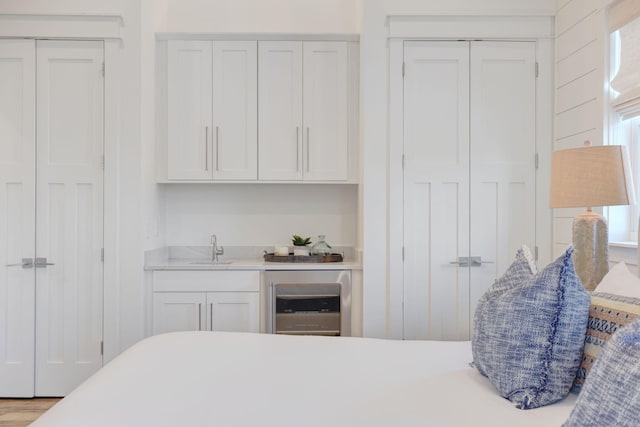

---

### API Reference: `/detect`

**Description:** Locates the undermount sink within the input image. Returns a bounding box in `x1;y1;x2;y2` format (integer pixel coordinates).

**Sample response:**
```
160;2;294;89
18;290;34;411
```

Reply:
189;260;234;265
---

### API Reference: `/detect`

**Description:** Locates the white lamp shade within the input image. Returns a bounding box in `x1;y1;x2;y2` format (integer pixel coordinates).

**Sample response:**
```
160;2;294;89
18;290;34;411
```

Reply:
550;145;635;208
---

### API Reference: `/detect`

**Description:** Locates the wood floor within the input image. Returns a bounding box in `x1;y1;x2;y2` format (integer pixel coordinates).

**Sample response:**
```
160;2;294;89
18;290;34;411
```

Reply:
0;398;60;427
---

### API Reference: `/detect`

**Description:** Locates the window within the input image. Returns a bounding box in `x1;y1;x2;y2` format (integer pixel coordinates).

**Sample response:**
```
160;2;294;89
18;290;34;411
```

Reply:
607;1;640;245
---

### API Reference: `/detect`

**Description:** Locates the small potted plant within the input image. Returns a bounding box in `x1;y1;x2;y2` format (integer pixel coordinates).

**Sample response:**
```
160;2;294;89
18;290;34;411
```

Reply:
292;235;312;256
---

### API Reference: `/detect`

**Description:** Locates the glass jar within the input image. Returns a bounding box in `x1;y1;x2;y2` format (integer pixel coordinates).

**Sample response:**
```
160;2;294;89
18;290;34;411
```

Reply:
311;235;332;256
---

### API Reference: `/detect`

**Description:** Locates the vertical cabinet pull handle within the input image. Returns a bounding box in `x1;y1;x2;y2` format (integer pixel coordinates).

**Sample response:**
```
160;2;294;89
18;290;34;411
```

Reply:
296;127;300;172
215;126;219;171
306;127;310;172
198;303;202;330
205;126;209;171
210;303;214;331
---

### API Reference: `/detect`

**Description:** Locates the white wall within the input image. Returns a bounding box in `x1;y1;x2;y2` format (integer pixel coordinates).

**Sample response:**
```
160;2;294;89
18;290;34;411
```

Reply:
164;185;358;247
553;0;639;273
553;0;607;258
141;0;169;252
164;0;361;33
360;0;556;338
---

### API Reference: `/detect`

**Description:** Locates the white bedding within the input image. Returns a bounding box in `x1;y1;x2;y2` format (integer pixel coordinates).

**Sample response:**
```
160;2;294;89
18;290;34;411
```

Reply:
32;331;576;426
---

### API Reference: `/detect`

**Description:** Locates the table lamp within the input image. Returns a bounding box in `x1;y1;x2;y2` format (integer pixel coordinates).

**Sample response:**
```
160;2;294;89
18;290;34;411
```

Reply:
550;141;635;290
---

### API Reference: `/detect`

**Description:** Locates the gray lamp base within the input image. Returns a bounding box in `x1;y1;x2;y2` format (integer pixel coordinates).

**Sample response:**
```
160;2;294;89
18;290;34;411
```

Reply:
572;210;609;291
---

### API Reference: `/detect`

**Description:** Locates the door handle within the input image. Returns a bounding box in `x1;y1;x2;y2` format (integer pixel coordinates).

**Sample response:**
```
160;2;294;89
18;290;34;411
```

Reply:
469;256;494;267
6;258;34;269
449;257;470;267
34;257;55;268
449;256;494;267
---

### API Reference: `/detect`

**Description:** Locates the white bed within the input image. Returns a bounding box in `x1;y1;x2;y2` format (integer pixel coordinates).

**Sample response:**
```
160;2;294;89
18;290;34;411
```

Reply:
32;331;576;426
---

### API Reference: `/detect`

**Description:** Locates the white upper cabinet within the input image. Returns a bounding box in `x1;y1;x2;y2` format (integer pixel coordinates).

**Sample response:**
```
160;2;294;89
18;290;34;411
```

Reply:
167;40;257;181
302;42;348;181
259;41;348;181
168;41;212;180
212;41;258;180
161;36;356;183
258;41;303;180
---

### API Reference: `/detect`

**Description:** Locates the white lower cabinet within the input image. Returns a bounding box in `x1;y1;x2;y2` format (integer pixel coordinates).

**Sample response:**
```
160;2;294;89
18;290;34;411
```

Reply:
152;271;260;335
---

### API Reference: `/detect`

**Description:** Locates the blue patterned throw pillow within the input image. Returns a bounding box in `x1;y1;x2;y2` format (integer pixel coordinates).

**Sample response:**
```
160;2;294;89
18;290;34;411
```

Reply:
563;317;640;426
571;293;640;393
472;246;590;409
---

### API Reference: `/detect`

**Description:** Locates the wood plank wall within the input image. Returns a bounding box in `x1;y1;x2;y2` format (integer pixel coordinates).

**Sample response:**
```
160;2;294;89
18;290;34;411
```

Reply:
553;0;638;274
553;0;607;258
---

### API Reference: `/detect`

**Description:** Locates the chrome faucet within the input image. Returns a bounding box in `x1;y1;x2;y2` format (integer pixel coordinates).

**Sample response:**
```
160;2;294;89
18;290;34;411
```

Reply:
211;234;224;262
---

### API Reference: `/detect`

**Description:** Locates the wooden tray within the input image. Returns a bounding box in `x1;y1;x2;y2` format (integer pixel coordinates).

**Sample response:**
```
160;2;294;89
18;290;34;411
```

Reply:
263;253;344;263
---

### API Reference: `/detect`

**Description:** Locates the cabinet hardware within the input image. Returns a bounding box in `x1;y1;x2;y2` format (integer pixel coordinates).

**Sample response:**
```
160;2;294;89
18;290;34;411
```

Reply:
296;127;300;172
306;127;310;172
210;303;214;331
198;303;202;330
216;126;220;171
205;126;209;171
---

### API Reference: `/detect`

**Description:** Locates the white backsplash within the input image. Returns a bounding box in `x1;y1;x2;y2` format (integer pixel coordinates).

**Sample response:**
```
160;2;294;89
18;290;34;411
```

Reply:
162;184;358;247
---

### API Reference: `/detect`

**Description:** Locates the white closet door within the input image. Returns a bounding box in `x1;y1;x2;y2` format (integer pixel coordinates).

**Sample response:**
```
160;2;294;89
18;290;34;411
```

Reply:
469;41;537;315
0;39;36;397
402;41;537;340
212;41;257;180
258;41;303;180
35;40;104;396
403;41;470;340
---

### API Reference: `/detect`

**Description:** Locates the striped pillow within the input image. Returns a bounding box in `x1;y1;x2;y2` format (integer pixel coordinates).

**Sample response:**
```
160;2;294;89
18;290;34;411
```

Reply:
572;292;640;393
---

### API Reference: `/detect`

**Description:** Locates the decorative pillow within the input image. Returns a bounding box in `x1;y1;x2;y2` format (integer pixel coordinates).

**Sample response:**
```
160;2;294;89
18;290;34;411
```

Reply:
593;262;640;298
472;246;590;409
563;317;640;426
472;245;537;377
572;292;640;393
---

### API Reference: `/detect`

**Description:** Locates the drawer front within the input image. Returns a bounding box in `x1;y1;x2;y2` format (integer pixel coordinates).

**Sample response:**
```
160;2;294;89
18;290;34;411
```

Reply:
153;270;260;292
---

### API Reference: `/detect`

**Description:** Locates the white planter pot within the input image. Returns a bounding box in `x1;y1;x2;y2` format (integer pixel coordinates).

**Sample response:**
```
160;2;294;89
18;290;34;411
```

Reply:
293;246;310;256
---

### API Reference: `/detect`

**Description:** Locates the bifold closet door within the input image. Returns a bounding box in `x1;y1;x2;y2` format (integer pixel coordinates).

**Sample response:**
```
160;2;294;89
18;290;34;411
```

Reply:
468;41;536;319
35;40;104;396
403;41;536;340
0;39;37;397
403;41;471;341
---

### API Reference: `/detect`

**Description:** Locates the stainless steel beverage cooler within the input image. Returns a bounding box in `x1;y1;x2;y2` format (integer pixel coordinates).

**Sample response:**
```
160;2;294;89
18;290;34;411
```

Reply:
265;270;351;336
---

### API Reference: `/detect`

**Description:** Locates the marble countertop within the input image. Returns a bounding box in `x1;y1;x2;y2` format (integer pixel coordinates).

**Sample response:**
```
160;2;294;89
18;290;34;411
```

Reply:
144;246;362;271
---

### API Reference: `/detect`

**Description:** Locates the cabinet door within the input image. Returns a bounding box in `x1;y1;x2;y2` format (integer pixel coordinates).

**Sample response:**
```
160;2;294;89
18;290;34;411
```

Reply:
302;42;348;181
206;292;259;333
153;292;207;335
212;41;257;180
167;40;212;180
258;41;303;180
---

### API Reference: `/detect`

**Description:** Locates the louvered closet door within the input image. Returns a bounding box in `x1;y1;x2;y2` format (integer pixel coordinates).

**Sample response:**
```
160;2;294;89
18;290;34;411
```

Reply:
0;39;36;397
35;40;104;396
403;41;536;340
